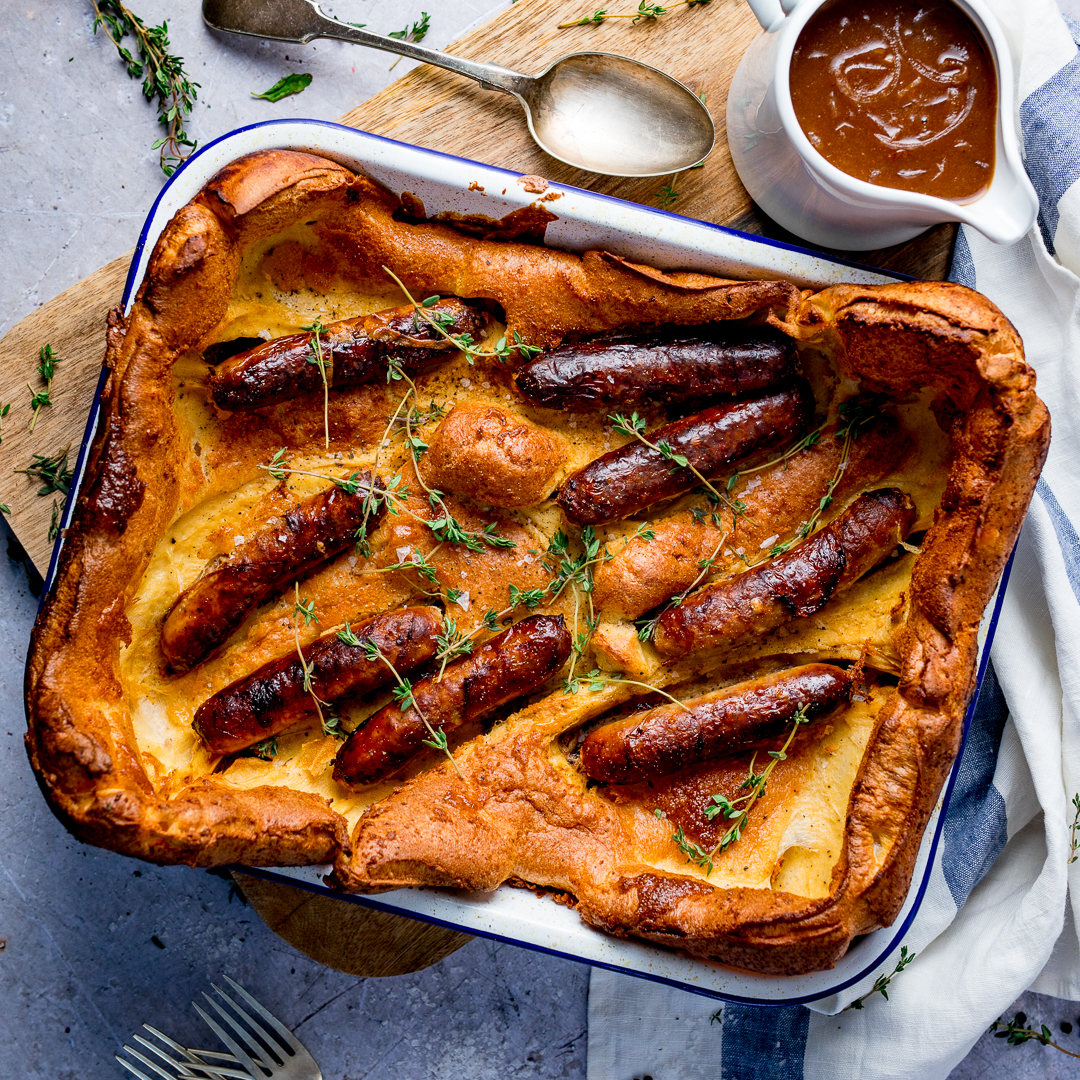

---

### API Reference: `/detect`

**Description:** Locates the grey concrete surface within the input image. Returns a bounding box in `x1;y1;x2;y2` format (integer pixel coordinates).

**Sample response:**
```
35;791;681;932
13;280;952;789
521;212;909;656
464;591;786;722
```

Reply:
1;2;1077;1078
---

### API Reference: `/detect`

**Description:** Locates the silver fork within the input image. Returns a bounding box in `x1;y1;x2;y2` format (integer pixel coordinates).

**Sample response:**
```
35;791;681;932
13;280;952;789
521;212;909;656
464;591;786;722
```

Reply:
117;1022;252;1080
192;975;322;1080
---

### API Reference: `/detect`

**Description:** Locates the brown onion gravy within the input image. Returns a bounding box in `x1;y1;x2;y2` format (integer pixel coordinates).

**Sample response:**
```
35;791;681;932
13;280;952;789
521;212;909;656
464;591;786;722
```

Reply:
790;0;996;201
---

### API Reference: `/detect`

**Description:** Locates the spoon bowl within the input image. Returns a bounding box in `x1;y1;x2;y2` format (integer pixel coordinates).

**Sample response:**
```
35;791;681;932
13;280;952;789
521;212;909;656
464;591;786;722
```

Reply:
203;0;714;178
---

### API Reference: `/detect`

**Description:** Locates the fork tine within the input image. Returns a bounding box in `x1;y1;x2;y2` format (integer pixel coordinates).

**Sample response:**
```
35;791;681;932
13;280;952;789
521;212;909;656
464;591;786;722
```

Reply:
204;991;281;1065
117;1055;156;1080
131;1034;201;1077
194;1001;268;1079
118;1043;189;1080
220;975;304;1055
131;1033;253;1080
209;982;290;1061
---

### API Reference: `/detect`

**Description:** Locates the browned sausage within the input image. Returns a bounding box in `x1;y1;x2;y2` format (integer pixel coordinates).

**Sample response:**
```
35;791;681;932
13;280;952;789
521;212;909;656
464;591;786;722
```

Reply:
557;380;814;526
580;663;852;784
515;324;796;410
333;614;572;787
653;487;917;657
192;607;443;757
208;299;488;411
160;474;384;673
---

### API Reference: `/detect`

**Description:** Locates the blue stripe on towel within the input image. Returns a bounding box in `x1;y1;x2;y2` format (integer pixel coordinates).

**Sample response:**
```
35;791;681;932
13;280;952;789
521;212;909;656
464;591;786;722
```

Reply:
1018;36;1080;253
948;228;977;289
941;663;1010;908
720;1003;808;1080
1037;477;1080;606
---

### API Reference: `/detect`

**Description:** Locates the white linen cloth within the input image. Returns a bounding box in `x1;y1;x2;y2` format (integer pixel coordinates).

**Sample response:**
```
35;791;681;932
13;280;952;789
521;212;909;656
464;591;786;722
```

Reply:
587;2;1080;1075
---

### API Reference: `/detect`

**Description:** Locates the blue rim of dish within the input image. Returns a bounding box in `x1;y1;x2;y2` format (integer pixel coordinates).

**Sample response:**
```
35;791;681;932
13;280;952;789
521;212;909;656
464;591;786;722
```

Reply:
37;119;983;1006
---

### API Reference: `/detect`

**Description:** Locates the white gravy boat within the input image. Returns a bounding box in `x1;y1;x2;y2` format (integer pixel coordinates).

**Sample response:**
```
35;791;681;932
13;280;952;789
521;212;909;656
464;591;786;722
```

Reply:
725;0;1039;250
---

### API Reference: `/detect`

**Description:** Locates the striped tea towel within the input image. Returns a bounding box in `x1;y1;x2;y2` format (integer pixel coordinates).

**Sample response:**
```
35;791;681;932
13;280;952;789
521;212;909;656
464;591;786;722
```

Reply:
588;1;1080;1075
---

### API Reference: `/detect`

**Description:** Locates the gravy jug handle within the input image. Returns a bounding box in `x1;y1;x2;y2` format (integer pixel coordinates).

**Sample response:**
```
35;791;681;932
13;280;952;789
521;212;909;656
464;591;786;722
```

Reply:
745;0;802;32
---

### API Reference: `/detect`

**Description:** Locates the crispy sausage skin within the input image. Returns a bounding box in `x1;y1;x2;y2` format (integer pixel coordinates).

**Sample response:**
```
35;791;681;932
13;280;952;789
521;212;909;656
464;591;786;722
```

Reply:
515;324;796;411
160;474;384;673
208;298;488;411
580;663;852;784
653;488;917;657
557;380;815;526
333;614;572;787
193;607;443;757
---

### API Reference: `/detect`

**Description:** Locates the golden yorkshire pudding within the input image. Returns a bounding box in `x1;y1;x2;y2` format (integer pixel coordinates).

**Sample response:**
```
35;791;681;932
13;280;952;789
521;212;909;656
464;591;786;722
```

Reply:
24;149;1048;975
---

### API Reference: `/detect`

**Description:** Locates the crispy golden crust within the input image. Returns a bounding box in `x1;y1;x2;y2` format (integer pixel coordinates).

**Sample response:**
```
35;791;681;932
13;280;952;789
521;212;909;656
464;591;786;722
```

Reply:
25;149;1048;971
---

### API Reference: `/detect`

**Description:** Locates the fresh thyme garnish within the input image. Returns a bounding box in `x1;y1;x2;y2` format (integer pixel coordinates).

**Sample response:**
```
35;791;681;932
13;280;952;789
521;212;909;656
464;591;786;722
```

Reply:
1069;793;1080;864
28;345;62;432
558;0;712;28
633;404;877;643
48;500;62;541
241;737;279;761
358;639;462;775
844;946;916;1010
382;266;543;365
389;11;431;42
300;319;331;449
654;179;680;208
696;704;810;861
990;1012;1080;1058
563;668;693;712
321;714;347;740
16;446;73;497
761;400;878;559
0;401;10;445
90;1;199;175
290;584;331;729
253;73;313;102
610;410;746;525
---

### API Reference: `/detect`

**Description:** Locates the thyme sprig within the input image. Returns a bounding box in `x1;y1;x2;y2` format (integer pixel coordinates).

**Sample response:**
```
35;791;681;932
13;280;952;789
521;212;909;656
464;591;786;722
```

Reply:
16;446;73;497
654;706;810;873
90;1;199;175
28;345;62;431
610;411;746;525
699;704;810;860
291;584;331;730
382;266;543;366
844;946;916;1010
559;0;712;28
760;400;877;560
990;1012;1080;1058
563;667;692;713
301;319;330;449
356;639;461;776
1070;793;1080;864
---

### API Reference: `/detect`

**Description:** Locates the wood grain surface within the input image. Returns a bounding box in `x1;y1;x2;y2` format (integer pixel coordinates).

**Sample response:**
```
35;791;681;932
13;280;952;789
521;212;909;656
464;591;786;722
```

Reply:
232;873;474;977
0;0;955;577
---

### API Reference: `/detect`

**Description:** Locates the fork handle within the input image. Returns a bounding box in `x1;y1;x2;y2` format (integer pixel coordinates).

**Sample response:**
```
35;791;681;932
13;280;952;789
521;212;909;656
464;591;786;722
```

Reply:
302;1;531;96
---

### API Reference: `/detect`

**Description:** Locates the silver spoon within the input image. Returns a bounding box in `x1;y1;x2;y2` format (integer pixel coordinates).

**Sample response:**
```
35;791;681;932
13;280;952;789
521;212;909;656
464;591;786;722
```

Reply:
202;0;715;178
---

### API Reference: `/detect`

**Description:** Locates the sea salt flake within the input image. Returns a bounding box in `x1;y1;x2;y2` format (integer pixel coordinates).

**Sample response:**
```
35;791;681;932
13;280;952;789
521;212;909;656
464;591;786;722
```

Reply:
455;591;471;611
396;545;414;563
233;535;245;546
759;534;779;549
746;476;762;492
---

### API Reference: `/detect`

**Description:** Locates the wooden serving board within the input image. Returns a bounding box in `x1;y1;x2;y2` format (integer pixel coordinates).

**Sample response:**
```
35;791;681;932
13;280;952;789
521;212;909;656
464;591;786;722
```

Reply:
0;0;955;575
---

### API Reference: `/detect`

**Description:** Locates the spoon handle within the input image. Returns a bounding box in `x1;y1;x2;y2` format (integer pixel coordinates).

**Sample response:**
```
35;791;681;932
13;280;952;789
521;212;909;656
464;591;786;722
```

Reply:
301;1;531;96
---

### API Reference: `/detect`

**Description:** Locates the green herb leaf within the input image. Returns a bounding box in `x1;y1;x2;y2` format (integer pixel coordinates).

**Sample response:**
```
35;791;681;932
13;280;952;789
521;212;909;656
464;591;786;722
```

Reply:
252;72;313;102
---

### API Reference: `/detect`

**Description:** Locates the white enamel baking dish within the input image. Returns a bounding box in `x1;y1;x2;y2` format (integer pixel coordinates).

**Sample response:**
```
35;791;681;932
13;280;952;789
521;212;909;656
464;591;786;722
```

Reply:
44;118;1008;1006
